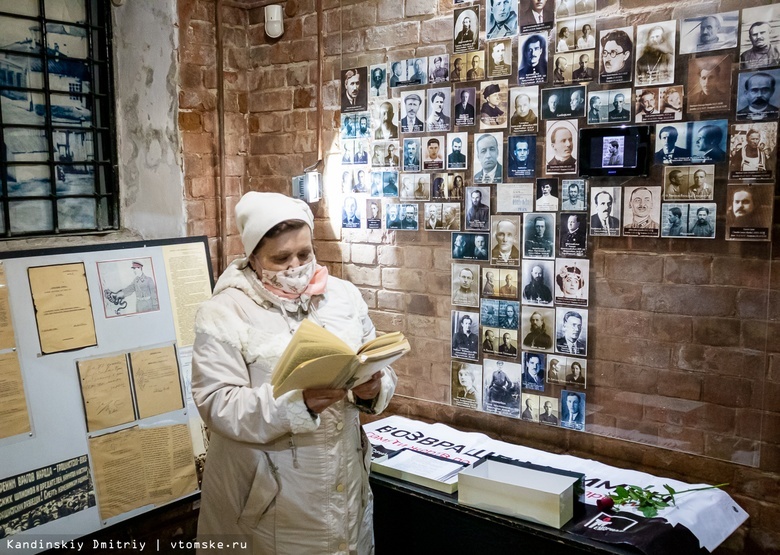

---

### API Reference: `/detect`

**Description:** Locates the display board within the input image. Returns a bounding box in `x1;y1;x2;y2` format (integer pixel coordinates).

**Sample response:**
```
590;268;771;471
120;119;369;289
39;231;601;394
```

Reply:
0;237;214;551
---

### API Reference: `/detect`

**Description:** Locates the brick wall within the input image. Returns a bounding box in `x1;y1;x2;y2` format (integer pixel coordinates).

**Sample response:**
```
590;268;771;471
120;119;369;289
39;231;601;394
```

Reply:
179;0;779;551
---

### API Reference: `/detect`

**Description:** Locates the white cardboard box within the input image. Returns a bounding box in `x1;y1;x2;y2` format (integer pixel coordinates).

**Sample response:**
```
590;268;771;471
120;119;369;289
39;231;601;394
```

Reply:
458;457;581;529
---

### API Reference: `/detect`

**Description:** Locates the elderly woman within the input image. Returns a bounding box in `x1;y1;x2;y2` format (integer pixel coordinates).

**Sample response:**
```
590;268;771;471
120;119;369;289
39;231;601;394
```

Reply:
192;192;397;553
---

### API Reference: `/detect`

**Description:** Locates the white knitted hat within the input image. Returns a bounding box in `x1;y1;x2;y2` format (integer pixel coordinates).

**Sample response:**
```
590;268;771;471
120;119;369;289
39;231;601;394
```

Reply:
235;192;314;258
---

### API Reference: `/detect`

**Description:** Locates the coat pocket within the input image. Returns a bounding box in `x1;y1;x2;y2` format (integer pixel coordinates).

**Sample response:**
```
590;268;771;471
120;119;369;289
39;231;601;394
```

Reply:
238;453;280;527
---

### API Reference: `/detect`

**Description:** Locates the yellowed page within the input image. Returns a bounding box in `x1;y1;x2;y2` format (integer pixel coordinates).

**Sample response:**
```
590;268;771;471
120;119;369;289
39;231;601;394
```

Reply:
28;263;97;354
77;354;135;432
130;345;184;419
89;427;147;520
139;425;199;505
0;262;16;350
0;351;30;439
162;243;214;347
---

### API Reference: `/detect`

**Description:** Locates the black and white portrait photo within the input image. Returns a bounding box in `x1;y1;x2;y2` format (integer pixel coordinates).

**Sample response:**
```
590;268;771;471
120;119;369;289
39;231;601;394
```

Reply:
589;187;621;236
487;0;520;39
520;306;555;352
535;178;559;211
428;54;450;84
520;0;554;33
686;56;731;114
522;353;546;392
371;99;400;140
739;7;780;70
560;179;586;211
427;88;452;132
465;186;491;230
451;54;466;83
341;195;362;229
369;64;387;98
523;212;555;259
691;120;728;164
635;21;676;86
509;86;539;134
541;86;586;119
341;67;368;113
679;12;738;54
598;27;634;84
654;123;692;165
452;232;489;260
370;141;399;168
382;171;399;197
465;52;487;81
507;135;536;178
736;69;780;121
555;17;596;53
454;86;477;127
490;215;521;266
480;80;509;130
521;393;541;421
447;132;469;170
451;361;482;410
521;259;554;306
518;33;548;85
422;136;446;171
400;91;425;133
725;184;773;241
402;137;422;172
558;212;587;258
452;262;480;307
406;58;428;86
728;122;777;181
545;120;578;174
488;39;513;78
560;390;586;430
622;186;661;237
688;203;717;239
98;257;160;317
483;359;521;417
602;136;625;167
451;310;480;361
635;86;683;123
554;259;589;307
400;174;430;202
473;132;505;184
366;199;382;230
555;308;588;356
454;7;480;53
399;203;419;230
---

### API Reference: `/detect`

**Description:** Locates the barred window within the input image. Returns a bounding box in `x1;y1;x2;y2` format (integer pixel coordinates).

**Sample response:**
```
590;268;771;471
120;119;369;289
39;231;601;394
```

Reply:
0;0;117;237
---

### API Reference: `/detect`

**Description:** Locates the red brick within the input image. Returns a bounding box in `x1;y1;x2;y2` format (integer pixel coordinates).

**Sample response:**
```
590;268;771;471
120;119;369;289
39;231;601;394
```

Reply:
702;376;757;408
692;317;742;347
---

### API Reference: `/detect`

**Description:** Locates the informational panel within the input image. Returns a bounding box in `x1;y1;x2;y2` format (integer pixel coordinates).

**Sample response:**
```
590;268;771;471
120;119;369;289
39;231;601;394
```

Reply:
0;238;213;551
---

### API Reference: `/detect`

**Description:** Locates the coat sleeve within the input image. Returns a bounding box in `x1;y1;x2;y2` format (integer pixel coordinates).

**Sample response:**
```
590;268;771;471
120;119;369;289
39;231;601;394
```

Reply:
346;282;397;415
191;303;320;445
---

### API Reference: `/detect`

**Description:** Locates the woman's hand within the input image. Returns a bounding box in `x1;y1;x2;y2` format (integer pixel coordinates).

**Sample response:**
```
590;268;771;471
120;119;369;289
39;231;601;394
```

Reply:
351;371;383;401
303;388;347;414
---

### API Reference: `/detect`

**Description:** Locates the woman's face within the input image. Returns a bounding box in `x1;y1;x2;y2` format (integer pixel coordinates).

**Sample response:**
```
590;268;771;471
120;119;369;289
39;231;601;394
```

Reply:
252;225;313;272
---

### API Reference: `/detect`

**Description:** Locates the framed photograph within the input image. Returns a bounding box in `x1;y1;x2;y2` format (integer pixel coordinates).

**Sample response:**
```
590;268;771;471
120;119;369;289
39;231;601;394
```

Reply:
688;203;717;239
479;80;509;130
509;86;539;134
473;132;505;183
555;16;596;53
539;395;560;425
496;269;520;299
452;231;489;260
341;67;368;112
488;39;513;78
523;212;555;258
554;258;589;307
366;199;382;229
427;88;452;132
452;262;480;307
428;54;450;84
486;0;519;39
522;353;546;393
520;0;554;34
400;173;430;201
369;63;388;97
560;390;586;430
589;186;621;236
736;69;780;121
465;185;491;230
402;138;422;172
451;361;482;410
555;307;588;356
635;21;676;86
622;186;661;237
464;51;486;81
660;202;689;238
454;86;477;127
599;27;634;84
725;183;773;241
521;259;554;306
398;203;419;230
400;90;425;133
679;12;738;54
560;179;586;210
559;212;588;258
454;7;480;53
518;33;549;85
541;85;586;119
739;6;780;70
507;135;536;178
521;392;541;421
635;86;683;123
483;359;521;417
371;99;399;140
490;215;521;266
535;178;559;211
447;132;469;170
728;122;777;181
422;136;446;170
545;119;578;174
687;56;731;114
452;310;480;361
520;306;555;352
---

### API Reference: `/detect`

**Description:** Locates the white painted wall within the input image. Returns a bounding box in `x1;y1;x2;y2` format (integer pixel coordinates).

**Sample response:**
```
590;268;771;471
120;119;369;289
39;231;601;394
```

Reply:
113;0;185;239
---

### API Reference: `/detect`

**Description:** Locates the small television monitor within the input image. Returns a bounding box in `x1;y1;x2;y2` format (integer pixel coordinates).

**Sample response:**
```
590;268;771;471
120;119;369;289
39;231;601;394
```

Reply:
578;126;651;177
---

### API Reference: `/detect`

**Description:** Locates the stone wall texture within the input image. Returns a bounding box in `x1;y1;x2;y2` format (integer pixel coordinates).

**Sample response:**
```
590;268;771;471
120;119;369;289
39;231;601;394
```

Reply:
178;0;779;552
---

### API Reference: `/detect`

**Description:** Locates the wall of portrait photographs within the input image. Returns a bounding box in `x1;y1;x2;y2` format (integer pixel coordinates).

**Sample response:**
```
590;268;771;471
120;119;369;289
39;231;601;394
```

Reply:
338;1;777;436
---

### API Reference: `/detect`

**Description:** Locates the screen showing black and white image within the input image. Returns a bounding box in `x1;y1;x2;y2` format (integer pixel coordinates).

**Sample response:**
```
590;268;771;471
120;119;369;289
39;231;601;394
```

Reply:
490;215;521;266
366;199;382;229
622;186;661;237
679;12;738;54
736;69;780;121
589;187;621;236
465;185;491;230
507;135;536;178
422;136;446;170
635;86;683;123
454;6;480;53
635;21;676;86
739;6;780;70
428;54;450;84
520;305;555;352
518;33;549;85
402;138;422;172
555;307;588;356
473;132;504;183
555;17;596;53
691;120;728;164
661;202;690;238
535;178;558;211
654;122;691;165
370;141;399;168
451;361;482;410
521;259;554;306
601;136;625;167
520;0;554;33
483;359;521;417
522;352;546;392
560;390;586;430
341;195;362;229
488;39;513;78
559;212;588;258
509;86;539;134
452;309;480;361
447;132;469;170
371;99;399;140
598;27;634;84
728;122;777;181
452;262;480;307
427;88;452;132
560;179;586;211
369;64;388;98
687;56;731;114
496;182;535;213
523;212;555;259
725;183;773;241
400;90;425;133
400;173;430;201
541;86;586;119
521;392;541;421
341;67;368;112
452;231;489;260
545;120;578;174
454;86;477;127
554;258;589;307
480;80;509;130
486;0;520;39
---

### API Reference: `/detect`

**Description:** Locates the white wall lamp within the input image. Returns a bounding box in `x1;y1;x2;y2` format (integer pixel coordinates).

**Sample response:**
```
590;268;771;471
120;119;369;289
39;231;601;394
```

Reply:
265;5;284;39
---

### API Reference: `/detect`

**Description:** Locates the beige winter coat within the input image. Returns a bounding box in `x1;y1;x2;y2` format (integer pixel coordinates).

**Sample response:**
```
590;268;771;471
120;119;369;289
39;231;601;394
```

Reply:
192;261;397;554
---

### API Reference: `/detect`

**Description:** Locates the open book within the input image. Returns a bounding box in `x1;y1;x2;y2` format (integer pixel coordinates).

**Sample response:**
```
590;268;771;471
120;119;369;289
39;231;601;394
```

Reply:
271;319;410;397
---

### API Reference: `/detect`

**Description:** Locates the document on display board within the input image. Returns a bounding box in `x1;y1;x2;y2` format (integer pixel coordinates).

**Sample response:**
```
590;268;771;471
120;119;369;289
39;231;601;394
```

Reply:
0;351;30;439
27;263;97;354
0;263;16;350
77;354;136;432
162;243;214;348
129;345;184;419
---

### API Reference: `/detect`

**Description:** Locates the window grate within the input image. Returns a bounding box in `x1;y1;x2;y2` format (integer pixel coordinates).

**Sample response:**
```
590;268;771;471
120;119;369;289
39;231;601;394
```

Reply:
0;0;118;238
